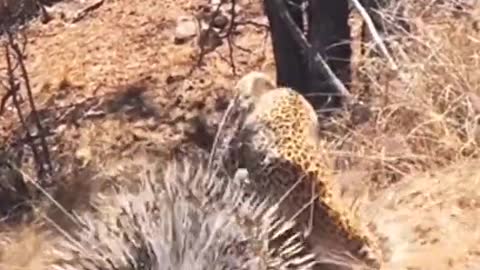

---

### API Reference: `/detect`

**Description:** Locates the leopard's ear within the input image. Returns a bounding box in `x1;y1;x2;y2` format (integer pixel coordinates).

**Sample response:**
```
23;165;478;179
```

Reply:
234;72;275;104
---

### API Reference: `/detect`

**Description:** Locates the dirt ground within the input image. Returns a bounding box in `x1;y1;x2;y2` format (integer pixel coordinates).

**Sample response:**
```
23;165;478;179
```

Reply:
1;0;480;269
0;0;275;210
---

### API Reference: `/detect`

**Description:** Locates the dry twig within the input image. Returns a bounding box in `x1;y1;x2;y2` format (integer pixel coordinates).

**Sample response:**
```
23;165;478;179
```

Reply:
349;0;399;70
187;0;227;76
1;24;53;182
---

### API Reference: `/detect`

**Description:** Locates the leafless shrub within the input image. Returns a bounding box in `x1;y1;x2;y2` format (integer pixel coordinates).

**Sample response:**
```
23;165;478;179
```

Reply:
1;23;53;184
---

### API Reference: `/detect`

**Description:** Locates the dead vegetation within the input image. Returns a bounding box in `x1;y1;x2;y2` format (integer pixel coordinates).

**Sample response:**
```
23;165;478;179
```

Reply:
0;0;479;269
333;0;480;190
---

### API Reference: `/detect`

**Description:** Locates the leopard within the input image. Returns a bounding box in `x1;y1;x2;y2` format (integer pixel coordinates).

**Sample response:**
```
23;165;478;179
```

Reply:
227;71;384;270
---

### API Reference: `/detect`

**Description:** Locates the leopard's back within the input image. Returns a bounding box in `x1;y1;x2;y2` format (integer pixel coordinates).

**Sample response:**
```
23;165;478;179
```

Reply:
232;79;383;269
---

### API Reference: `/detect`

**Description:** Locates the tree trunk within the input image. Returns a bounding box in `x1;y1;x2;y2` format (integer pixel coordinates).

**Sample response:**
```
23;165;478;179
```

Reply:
306;0;351;111
263;0;351;112
263;0;308;94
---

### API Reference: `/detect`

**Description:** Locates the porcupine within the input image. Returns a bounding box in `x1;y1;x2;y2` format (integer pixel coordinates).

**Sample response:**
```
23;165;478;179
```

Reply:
48;155;317;270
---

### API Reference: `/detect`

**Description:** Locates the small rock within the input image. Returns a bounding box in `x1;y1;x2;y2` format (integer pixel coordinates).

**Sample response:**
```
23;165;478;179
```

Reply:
234;168;249;183
212;13;229;29
174;15;198;44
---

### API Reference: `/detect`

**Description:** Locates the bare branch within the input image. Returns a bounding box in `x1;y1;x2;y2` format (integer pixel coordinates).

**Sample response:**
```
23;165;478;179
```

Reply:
1;19;53;183
271;0;352;100
349;0;399;70
6;30;53;177
187;0;227;77
225;0;237;75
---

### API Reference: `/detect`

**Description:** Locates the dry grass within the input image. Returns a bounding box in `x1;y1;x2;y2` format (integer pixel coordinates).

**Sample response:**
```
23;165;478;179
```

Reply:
332;1;480;190
333;1;480;268
0;0;479;269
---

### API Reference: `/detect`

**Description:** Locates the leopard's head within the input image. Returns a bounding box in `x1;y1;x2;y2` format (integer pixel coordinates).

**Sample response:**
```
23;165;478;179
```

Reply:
233;71;275;111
